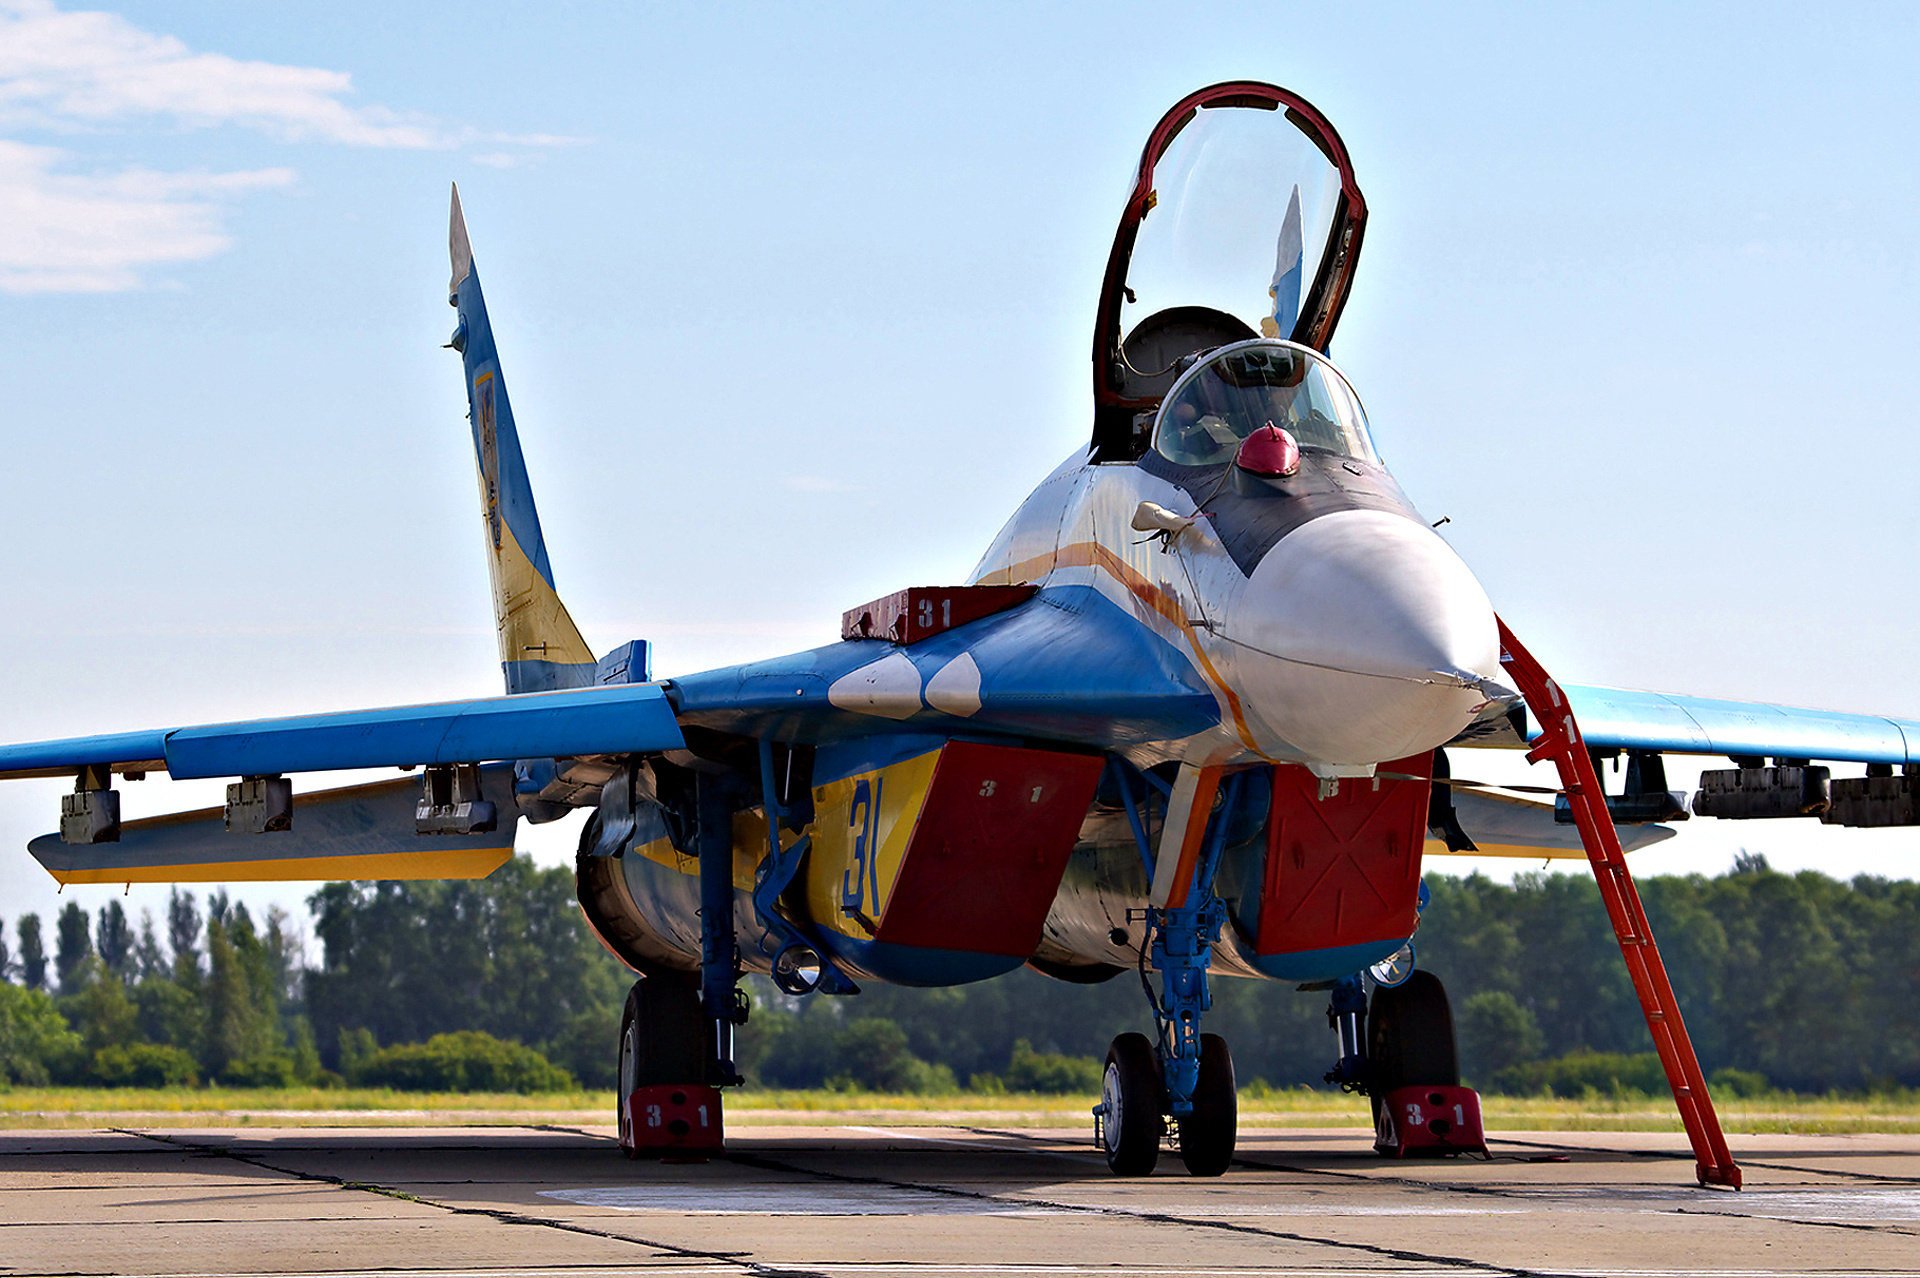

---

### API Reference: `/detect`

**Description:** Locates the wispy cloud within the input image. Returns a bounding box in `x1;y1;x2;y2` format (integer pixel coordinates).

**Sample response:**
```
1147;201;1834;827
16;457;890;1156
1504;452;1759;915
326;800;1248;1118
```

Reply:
0;0;442;146
0;139;291;292
0;0;578;293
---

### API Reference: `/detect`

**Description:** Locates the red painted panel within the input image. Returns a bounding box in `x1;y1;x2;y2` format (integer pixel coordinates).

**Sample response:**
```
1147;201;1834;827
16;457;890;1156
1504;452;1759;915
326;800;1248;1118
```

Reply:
841;585;1037;644
876;741;1103;956
1255;753;1431;957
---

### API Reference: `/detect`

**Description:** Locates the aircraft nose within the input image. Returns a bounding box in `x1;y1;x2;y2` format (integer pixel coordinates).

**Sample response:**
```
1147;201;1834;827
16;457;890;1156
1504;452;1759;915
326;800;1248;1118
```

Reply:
1227;509;1504;765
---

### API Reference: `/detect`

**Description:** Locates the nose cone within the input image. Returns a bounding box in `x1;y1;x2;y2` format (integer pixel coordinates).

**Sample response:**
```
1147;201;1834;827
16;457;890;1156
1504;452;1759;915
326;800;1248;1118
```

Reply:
1222;509;1502;765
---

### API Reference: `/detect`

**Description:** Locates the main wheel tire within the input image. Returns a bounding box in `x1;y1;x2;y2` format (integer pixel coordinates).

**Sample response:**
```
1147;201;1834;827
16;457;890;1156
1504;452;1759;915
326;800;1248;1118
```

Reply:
617;972;709;1156
1366;969;1459;1134
1176;1033;1237;1176
617;986;641;1157
1100;1032;1163;1176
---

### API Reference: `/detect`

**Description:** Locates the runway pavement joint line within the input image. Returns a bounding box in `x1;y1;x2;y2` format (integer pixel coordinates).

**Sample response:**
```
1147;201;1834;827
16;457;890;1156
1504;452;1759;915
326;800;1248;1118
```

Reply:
106;1127;834;1278
722;1148;1562;1278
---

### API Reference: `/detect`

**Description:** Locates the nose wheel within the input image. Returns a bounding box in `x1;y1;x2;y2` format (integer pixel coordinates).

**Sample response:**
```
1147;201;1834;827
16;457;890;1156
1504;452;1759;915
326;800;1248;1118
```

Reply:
1097;1033;1162;1175
1176;1034;1237;1176
1096;1031;1240;1176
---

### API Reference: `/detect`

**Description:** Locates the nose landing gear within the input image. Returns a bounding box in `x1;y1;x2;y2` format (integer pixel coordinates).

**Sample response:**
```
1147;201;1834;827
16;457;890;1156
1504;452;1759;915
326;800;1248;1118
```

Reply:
1093;762;1246;1176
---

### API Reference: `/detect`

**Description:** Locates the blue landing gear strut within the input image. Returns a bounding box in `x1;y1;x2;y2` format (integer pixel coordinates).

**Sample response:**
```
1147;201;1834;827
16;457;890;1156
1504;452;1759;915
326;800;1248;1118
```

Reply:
750;738;856;998
692;774;748;1086
1096;762;1243;1176
1324;973;1370;1091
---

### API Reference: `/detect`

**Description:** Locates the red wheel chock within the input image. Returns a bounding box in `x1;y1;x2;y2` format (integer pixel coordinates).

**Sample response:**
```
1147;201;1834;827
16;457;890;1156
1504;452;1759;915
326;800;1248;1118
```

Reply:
622;1084;725;1158
1374;1084;1488;1158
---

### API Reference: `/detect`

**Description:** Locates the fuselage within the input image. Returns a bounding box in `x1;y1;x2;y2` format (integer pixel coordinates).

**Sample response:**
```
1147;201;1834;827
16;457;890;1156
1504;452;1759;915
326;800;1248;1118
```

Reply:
972;417;1502;776
586;346;1504;993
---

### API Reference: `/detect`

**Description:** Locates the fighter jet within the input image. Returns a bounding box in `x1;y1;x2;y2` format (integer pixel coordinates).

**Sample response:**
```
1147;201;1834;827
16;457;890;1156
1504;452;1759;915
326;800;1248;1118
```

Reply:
6;82;1912;1185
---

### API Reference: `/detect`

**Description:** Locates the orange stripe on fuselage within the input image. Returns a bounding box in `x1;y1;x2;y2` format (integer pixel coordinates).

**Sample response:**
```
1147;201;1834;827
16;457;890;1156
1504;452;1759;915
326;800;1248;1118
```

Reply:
980;541;1259;753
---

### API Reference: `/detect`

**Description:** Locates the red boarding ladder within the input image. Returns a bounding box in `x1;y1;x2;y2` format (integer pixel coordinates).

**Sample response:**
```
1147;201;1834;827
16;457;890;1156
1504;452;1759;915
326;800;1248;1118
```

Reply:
1497;619;1742;1189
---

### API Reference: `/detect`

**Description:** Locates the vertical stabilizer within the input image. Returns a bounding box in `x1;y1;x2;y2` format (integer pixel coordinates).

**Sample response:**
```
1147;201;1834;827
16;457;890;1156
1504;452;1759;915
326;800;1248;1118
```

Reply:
447;184;595;693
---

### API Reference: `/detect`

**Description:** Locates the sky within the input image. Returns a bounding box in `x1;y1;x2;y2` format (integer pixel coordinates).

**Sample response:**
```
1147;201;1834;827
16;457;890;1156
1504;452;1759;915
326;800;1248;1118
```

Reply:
2;1;1918;941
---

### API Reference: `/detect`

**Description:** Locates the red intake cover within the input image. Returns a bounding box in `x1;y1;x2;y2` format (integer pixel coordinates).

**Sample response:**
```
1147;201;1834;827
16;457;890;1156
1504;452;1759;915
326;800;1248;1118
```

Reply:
1256;754;1431;957
875;742;1104;956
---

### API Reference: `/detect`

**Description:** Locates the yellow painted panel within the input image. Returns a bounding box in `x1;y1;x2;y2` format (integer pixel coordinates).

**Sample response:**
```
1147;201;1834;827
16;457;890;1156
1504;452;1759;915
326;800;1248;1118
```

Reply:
49;846;514;885
629;809;796;893
805;749;943;940
1423;837;1587;861
489;510;594;667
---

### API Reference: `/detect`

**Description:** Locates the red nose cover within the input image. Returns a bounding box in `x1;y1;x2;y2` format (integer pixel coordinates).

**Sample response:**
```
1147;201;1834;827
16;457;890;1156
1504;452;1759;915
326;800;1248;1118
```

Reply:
1256;754;1431;957
1235;425;1300;477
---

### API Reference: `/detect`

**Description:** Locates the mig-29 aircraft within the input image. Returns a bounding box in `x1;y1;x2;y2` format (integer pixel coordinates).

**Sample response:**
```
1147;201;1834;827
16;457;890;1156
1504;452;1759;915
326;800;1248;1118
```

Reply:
7;82;1916;1187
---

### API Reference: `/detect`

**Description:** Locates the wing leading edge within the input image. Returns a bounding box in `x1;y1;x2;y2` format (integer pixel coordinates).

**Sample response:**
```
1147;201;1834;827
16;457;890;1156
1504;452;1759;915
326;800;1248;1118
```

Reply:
1557;684;1920;765
0;682;686;782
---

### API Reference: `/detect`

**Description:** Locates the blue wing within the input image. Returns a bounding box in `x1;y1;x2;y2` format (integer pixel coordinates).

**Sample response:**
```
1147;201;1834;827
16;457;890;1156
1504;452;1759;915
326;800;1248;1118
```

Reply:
1551;684;1918;764
0;682;685;782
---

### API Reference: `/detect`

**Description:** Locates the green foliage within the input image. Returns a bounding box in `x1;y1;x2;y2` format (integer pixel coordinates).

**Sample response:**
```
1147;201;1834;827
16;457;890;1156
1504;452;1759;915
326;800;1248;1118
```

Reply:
827;1018;956;1093
288;1018;323;1085
222;1051;298;1087
95;902;133;981
304;858;630;1085
999;1039;1103;1094
205;914;281;1079
133;976;205;1065
1419;867;1920;1092
16;914;47;992
58;956;137;1056
0;982;82;1085
1495;1049;1670;1097
5;864;1919;1097
1709;1066;1773;1098
91;1043;199;1088
54;902;92;993
167;890;202;981
1456;990;1546;1083
337;1027;377;1078
347;1030;574;1093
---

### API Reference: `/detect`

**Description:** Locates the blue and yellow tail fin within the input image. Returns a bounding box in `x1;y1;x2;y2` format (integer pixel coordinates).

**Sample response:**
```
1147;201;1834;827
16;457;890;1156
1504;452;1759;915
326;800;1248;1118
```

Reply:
447;185;594;693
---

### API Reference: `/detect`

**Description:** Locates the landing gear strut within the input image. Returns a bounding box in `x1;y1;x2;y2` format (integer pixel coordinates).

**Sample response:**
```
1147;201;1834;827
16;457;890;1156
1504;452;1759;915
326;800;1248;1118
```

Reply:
1095;762;1245;1176
614;766;749;1159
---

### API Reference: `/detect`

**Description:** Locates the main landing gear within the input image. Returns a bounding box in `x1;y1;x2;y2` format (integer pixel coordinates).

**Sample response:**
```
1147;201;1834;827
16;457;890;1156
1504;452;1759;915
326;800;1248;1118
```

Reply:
616;972;725;1156
1325;964;1486;1158
1094;764;1244;1176
615;766;750;1159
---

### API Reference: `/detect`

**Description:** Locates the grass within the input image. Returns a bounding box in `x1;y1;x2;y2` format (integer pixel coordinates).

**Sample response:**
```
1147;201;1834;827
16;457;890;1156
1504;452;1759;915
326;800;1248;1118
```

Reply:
4;1085;1918;1134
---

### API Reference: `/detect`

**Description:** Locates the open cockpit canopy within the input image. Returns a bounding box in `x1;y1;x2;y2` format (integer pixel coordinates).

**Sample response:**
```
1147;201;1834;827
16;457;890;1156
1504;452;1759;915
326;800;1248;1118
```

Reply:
1093;83;1366;460
1152;339;1375;469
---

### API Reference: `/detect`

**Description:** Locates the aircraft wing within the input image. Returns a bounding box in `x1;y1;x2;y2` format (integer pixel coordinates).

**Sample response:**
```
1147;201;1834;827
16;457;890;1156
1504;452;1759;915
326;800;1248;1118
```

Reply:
1554;684;1919;765
0;682;685;782
667;586;1222;752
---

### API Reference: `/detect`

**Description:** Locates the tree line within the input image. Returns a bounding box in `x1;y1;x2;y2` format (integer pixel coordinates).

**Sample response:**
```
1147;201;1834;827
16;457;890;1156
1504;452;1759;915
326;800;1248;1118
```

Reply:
1;854;1915;1095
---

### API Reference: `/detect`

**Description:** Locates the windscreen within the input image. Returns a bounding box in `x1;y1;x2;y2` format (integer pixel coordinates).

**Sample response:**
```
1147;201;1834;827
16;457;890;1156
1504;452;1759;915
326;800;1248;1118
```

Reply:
1153;340;1375;468
1119;104;1347;375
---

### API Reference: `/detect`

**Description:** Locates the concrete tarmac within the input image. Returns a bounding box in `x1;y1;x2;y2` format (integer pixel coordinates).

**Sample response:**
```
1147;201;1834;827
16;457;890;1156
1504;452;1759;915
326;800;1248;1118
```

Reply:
3;1123;1918;1277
